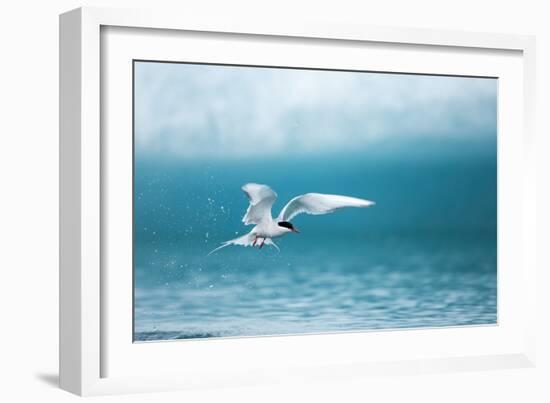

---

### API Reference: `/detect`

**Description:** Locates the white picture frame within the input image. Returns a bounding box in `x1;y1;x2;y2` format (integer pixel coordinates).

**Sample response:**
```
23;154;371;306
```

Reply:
59;6;537;396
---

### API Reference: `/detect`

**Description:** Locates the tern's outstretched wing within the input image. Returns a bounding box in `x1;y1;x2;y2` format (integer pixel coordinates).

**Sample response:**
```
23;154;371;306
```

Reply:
278;193;375;222
241;183;277;225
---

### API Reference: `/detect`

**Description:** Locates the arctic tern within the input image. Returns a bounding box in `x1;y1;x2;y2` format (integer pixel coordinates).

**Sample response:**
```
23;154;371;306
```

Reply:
208;183;375;255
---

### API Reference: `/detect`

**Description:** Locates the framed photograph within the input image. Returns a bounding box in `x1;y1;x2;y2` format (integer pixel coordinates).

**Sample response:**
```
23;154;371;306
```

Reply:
60;7;537;396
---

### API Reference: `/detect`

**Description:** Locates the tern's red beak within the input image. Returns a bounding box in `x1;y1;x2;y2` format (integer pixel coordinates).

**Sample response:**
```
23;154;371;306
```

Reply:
292;228;300;233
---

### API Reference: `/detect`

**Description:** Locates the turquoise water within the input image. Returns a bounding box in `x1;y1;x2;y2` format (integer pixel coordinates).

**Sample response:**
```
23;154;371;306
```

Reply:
133;140;497;341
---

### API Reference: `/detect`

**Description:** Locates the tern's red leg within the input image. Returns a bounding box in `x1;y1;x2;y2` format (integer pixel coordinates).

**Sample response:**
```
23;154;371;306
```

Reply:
252;236;257;247
259;238;265;249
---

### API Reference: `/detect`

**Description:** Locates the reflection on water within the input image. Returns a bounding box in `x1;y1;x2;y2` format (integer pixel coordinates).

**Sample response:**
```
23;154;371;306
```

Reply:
134;236;496;341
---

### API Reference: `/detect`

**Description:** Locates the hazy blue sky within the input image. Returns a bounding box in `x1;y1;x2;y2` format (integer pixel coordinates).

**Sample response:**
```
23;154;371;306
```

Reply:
134;62;497;160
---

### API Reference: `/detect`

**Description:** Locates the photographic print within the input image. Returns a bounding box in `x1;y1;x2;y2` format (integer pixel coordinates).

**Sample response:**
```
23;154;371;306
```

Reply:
133;61;497;342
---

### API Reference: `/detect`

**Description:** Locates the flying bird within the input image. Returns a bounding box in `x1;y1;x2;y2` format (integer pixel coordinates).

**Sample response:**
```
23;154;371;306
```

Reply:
208;183;374;255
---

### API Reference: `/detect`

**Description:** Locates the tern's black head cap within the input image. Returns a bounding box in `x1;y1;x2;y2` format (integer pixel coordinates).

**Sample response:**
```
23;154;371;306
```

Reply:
278;221;294;230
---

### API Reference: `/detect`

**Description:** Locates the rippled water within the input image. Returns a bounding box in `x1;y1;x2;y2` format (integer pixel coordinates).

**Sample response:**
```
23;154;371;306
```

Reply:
133;139;497;342
134;236;496;341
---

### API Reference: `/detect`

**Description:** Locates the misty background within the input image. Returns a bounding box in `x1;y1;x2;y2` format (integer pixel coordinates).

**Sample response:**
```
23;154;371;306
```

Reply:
133;61;497;340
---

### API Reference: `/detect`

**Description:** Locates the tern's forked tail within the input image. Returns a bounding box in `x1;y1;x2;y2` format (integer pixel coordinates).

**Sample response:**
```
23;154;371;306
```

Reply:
207;233;280;256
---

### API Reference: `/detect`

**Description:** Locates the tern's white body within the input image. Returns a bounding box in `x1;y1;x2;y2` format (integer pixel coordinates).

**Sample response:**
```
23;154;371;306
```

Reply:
208;183;375;255
251;221;288;239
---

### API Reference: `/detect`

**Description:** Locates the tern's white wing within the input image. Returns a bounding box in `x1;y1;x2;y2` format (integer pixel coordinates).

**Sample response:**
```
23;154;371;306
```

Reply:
278;193;375;222
241;183;277;225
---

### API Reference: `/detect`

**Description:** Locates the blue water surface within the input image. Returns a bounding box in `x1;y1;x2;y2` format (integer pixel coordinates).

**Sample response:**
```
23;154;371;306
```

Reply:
133;140;497;341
